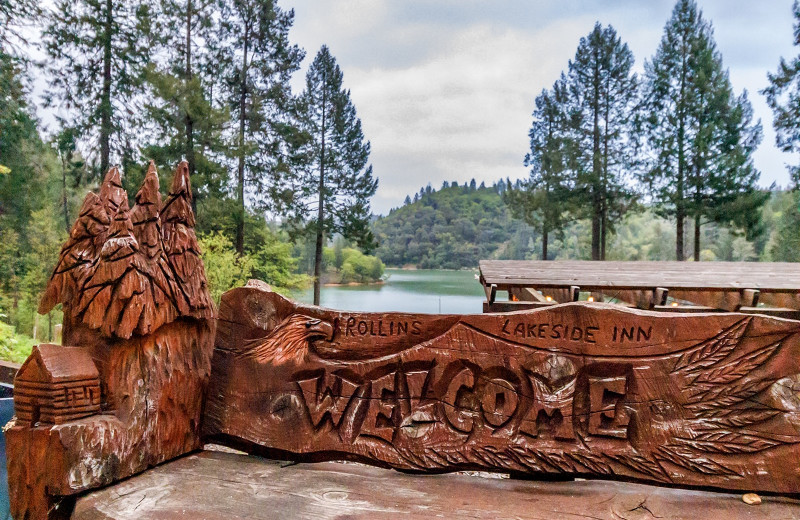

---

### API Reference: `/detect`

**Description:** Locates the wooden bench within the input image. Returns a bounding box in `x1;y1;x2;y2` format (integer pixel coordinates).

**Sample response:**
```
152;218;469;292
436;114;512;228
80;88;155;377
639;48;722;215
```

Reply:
7;164;800;519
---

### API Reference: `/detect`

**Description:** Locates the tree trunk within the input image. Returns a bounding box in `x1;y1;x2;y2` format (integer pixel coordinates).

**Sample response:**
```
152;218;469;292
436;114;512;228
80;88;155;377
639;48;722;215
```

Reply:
541;227;548;261
100;0;113;174
601;71;611;261
185;0;197;214
591;48;602;261
235;28;249;255
694;213;701;261
61;157;70;232
313;77;327;306
676;205;685;261
676;31;687;261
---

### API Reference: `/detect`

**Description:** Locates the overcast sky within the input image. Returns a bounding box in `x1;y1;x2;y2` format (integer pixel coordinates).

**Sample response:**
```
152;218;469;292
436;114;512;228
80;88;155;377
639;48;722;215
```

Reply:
285;0;799;215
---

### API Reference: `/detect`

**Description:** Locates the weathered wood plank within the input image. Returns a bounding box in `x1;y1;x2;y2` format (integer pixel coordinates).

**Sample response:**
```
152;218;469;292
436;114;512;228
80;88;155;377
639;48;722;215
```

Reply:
71;450;800;520
205;284;800;495
480;260;800;294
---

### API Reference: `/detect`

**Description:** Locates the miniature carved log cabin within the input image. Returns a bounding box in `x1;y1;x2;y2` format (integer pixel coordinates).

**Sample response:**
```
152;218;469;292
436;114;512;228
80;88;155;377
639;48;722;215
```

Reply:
8;161;800;519
7;161;215;519
14;345;100;426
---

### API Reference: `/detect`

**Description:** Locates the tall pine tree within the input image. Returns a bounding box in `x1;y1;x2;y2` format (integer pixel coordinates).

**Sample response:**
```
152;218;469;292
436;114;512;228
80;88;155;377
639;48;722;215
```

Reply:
505;78;573;260
643;0;763;260
566;23;639;260
142;0;230;214
42;0;154;174
294;46;378;305
764;1;800;186
217;0;303;254
763;1;800;261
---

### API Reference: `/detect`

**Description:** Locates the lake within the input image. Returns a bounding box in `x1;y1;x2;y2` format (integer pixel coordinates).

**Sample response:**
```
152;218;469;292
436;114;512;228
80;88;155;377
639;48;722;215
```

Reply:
294;268;487;314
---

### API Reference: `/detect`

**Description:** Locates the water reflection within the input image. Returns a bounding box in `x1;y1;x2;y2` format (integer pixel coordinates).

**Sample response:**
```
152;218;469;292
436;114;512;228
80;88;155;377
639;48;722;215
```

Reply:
294;269;486;314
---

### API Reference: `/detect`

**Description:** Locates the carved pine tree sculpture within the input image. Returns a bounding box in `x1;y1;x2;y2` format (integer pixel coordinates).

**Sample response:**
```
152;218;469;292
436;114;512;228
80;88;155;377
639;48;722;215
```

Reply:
8;162;215;520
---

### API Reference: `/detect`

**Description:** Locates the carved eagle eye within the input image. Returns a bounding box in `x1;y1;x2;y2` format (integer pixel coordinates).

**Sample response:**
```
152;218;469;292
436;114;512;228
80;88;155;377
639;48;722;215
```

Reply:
306;319;321;328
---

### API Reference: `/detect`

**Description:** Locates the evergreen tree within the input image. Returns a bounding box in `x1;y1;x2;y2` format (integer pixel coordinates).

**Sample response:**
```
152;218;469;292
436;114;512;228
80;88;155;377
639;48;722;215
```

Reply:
142;0;230;213
643;0;763;260
764;1;800;186
53;127;89;233
0;0;40;52
217;0;303;254
42;0;154;174
0;42;46;237
566;23;639;260
294;46;378;305
505;79;573;260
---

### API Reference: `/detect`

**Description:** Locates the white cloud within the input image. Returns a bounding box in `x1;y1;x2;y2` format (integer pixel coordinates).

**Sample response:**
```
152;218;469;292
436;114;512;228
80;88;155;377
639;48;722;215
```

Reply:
286;0;797;213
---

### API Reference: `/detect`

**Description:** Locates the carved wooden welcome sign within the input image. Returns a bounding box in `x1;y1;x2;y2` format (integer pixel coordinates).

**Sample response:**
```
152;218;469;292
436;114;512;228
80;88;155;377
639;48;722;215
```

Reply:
205;284;800;494
9;163;800;519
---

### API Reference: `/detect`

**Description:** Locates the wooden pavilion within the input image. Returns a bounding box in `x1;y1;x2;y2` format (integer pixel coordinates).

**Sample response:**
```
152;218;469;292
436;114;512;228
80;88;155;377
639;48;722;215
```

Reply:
479;260;800;319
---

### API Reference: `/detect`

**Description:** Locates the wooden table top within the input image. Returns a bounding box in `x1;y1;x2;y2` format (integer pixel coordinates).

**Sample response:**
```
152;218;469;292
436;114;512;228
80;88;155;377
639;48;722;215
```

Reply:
480;260;800;292
71;449;800;519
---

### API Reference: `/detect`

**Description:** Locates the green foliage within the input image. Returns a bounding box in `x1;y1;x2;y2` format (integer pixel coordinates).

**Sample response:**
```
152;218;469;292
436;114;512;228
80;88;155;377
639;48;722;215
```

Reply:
566;23;640;260
763;1;800;185
0;321;35;364
199;229;311;304
217;0;304;253
642;0;764;260
507;79;573;260
286;45;378;303
767;191;800;261
374;182;535;269
335;248;384;284
42;0;154;173
199;232;255;304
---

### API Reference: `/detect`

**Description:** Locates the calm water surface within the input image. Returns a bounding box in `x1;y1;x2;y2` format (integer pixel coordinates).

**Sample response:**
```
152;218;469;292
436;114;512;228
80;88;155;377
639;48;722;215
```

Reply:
295;269;486;314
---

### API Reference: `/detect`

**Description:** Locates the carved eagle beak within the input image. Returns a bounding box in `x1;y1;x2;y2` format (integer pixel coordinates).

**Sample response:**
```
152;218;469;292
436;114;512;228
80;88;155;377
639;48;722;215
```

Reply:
305;319;334;341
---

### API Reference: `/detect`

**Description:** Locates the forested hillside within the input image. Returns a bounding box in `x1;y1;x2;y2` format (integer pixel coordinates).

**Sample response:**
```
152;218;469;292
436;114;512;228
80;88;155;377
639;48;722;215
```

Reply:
373;182;799;268
373;182;534;269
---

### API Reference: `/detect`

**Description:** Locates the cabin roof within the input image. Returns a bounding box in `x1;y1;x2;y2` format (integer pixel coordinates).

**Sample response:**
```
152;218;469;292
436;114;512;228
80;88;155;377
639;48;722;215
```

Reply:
16;344;99;384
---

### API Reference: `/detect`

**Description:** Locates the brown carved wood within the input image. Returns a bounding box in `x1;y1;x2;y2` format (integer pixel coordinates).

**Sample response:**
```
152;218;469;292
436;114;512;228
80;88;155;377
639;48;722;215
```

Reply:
68;450;800;519
7;161;215;520
205;283;800;495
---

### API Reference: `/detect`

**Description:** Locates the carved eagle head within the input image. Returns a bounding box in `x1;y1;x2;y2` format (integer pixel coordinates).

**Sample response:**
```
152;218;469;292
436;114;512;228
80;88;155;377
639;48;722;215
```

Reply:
243;314;334;365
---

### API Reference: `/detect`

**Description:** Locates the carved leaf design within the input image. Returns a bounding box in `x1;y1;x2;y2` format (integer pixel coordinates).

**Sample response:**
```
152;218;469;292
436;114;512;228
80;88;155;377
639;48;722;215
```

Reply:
686;376;779;409
688;340;782;385
656;446;739;476
693;408;780;429
605;453;669;482
674;432;786;454
672;319;750;374
565;452;612;474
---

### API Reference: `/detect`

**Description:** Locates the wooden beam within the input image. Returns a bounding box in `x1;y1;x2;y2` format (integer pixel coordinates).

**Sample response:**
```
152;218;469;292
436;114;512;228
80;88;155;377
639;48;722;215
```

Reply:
509;287;547;303
737;289;760;310
484;301;553;313
483;283;497;305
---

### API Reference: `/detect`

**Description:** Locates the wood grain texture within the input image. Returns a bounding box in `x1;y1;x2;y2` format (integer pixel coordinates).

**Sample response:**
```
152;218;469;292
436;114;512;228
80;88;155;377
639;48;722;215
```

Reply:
205;284;800;494
479;260;800;311
7;162;215;520
71;450;800;520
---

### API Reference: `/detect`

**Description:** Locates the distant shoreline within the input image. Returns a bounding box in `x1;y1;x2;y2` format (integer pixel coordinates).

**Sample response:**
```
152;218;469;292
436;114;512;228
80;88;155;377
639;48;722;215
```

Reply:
323;280;386;287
